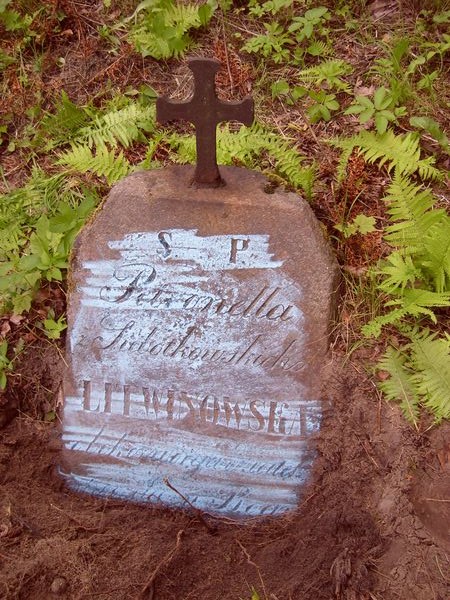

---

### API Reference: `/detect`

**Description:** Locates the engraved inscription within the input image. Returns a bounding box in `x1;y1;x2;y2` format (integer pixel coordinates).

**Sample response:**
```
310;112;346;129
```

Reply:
74;379;320;438
63;228;321;516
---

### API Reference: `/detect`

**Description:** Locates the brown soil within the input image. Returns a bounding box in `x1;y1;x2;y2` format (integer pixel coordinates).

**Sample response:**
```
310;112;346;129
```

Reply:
1;342;449;600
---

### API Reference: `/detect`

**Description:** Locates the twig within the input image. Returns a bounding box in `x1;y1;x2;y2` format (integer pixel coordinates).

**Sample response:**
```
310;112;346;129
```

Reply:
51;503;102;532
163;478;217;534
435;554;450;582
219;13;234;93
421;498;450;503
236;539;268;600
137;529;184;600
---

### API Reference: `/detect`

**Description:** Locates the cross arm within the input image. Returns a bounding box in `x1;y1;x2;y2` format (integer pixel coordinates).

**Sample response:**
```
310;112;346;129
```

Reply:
215;97;254;126
156;97;194;124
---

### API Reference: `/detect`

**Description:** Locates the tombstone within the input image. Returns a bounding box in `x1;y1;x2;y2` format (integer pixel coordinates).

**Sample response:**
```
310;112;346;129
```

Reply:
61;58;338;517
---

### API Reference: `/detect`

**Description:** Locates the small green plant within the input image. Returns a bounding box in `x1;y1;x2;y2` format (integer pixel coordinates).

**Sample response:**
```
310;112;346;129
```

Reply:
247;0;293;18
0;181;97;314
306;90;339;123
288;6;329;42
40;310;67;340
335;214;377;238
409;116;450;154
0;0;35;34
242;22;291;63
297;59;352;92
345;87;407;134
0;340;12;389
242;5;330;64
126;0;216;60
271;59;352;123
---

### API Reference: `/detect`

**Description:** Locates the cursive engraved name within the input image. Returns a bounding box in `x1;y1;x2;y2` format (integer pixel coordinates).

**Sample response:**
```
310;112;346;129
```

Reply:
100;266;296;323
93;320;304;373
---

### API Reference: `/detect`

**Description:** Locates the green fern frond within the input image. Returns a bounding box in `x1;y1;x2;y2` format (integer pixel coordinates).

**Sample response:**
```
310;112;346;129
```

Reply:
387;287;450;317
409;328;450;421
263;135;316;198
422;218;450;293
132;28;174;59
362;286;450;337
39;91;93;149
377;251;421;293
218;124;316;197
383;173;445;251
362;308;410;338
378;346;421;426
75;104;155;149
58;145;93;172
169;3;203;29
332;130;441;182
58;144;132;185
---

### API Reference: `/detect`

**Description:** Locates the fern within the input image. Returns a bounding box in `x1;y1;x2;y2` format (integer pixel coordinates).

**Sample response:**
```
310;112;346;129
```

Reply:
38;91;94;149
55;102;156;184
378;329;450;425
383;173;445;251
422;220;450;293
165;123;316;198
297;59;352;92
128;0;214;60
75;103;155;149
410;329;450;421
58;144;132;185
376;251;420;293
378;346;421;426
332;130;441;182
386;288;450;318
359;167;450;424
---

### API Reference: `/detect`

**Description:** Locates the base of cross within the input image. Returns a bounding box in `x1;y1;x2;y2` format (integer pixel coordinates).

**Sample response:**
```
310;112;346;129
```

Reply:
191;167;225;189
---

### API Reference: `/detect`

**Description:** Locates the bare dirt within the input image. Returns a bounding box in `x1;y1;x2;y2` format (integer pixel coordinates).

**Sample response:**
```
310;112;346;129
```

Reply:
0;339;449;600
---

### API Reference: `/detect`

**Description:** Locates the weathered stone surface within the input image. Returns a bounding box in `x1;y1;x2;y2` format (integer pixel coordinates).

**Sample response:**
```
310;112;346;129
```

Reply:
61;165;338;517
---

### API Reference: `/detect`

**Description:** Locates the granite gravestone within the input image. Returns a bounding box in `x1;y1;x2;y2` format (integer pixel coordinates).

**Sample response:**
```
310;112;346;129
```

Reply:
61;58;338;517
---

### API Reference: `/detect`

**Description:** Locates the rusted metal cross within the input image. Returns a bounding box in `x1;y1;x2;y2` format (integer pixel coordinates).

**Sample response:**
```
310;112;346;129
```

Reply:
156;57;254;188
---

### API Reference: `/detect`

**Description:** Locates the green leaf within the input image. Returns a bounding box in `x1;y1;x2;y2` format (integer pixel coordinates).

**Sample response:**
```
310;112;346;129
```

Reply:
373;87;390;110
360;108;374;123
12;292;33;314
410;329;450;421
271;80;290;98
0;1;12;12
198;3;213;26
410;116;450;154
375;113;389;134
378;346;420;426
305;7;328;20
353;214;377;234
378;252;420;292
433;10;450;24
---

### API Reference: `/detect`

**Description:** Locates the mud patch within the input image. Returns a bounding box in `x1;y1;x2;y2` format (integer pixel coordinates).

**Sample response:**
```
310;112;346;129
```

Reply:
0;349;448;600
